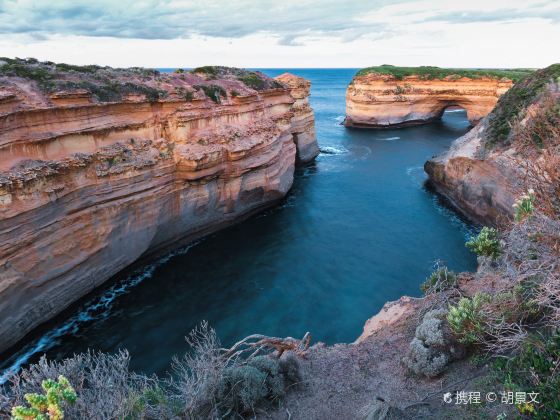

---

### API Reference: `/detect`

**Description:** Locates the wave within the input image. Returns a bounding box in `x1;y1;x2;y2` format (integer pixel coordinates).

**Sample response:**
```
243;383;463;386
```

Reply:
406;165;427;186
0;242;199;384
444;109;466;113
320;145;349;155
378;136;400;141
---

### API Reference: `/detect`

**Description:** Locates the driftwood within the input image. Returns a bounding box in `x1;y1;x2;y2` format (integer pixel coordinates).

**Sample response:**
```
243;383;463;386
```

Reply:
223;332;311;362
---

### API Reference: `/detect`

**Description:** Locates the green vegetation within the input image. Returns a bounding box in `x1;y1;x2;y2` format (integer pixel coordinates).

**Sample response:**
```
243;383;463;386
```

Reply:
355;64;533;81
175;87;194;101
466;227;501;259
485;63;560;147
494;331;560;419
0;58;166;102
0;57;53;87
447;293;489;345
190;66;220;78
238;72;266;90
11;375;77;420
420;265;457;294
194;84;227;103
514;189;536;222
54;62;101;74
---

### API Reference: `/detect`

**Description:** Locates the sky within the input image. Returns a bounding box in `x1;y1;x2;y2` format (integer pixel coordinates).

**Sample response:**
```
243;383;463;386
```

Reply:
0;0;558;68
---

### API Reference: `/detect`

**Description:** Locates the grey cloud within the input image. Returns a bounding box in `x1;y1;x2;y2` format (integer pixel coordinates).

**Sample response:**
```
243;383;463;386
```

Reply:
0;0;404;42
422;4;560;24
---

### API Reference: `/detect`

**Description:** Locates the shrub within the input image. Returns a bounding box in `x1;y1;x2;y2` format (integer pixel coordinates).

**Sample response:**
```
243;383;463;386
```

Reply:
169;322;299;418
513;189;536;222
238;73;267;91
421;265;457;294
11;375;76;420
466;227;501;259
173;68;184;74
405;309;464;377
493;331;560;419
2;323;301;419
447;293;489;345
175;87;194;101
191;66;219;78
193;84;226;103
2;351;154;419
486;64;560;147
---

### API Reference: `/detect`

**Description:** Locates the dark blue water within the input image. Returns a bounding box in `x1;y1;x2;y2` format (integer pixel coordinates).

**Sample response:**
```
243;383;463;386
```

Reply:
0;69;477;379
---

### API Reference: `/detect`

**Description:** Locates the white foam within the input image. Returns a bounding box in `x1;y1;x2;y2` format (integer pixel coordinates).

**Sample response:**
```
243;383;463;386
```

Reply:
320;145;349;155
378;136;400;141
0;242;199;384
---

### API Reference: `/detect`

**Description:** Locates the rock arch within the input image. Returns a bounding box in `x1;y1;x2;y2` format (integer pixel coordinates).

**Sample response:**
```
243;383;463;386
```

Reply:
344;75;513;128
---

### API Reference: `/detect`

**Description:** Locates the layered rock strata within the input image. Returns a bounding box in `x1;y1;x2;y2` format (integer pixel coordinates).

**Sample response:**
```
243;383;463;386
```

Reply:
425;64;560;225
345;72;513;128
0;61;318;353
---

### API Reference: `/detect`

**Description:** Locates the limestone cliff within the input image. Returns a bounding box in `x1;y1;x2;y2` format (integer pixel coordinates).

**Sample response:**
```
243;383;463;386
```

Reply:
425;64;560;225
344;66;527;128
0;60;318;353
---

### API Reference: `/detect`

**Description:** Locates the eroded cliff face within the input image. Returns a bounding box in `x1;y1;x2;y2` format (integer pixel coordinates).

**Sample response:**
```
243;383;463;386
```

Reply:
0;62;318;353
345;74;512;128
424;122;520;225
425;65;560;225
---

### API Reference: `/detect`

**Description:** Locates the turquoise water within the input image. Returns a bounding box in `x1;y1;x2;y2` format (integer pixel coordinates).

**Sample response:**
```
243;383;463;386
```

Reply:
0;69;477;379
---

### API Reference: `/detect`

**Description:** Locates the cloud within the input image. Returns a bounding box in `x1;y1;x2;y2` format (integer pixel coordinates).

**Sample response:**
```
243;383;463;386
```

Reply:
419;2;560;24
0;0;399;42
0;0;557;56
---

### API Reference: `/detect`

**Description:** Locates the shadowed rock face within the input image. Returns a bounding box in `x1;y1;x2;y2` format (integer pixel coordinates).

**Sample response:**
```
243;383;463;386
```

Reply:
424;121;519;226
425;64;560;226
0;63;317;353
344;74;512;128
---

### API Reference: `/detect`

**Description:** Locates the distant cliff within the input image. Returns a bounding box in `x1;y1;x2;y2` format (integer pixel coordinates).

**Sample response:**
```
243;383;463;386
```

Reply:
344;65;530;128
0;59;318;353
425;64;560;225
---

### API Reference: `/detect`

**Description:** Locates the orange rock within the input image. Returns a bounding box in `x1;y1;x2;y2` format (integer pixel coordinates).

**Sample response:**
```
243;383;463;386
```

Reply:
0;69;317;353
344;74;512;128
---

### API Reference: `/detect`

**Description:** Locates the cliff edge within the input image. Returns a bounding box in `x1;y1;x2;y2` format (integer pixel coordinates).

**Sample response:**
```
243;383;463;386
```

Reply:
0;59;318;354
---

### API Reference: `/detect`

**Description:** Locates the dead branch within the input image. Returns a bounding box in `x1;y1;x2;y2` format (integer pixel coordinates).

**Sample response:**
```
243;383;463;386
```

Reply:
223;332;311;362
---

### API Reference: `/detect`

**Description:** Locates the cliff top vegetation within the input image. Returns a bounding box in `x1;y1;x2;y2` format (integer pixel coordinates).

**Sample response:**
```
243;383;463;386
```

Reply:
0;58;283;103
485;63;560;147
355;64;534;82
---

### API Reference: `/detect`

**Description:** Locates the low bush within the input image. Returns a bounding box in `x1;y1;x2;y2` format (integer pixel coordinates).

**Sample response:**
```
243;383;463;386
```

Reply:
194;84;227;103
485;63;560;147
1;323;302;419
405;309;464;377
238;73;267;91
466;227;501;259
513;189;536;222
421;265;457;294
447;293;489;346
11;375;77;420
493;331;560;419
